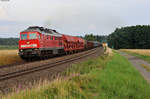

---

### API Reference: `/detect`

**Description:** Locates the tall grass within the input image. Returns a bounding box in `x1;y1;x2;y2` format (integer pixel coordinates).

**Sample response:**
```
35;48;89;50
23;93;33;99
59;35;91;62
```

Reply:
2;50;150;99
0;50;23;65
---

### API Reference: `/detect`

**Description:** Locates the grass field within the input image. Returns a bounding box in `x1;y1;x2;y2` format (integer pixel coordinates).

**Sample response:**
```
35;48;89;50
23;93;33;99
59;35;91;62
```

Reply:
0;45;18;50
2;49;150;99
120;49;150;63
0;50;23;65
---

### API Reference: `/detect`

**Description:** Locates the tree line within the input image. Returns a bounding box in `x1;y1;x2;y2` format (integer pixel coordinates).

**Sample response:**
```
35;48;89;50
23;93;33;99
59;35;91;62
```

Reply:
84;34;107;43
0;35;107;46
108;25;150;49
0;38;19;45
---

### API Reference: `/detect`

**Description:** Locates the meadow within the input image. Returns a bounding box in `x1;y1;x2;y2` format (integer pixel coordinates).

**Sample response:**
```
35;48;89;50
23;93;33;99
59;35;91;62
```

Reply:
0;45;18;50
120;49;150;63
2;49;150;99
0;50;23;66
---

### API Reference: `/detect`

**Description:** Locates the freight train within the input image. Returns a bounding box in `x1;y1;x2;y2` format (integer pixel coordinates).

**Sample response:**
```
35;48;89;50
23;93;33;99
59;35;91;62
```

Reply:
18;26;101;60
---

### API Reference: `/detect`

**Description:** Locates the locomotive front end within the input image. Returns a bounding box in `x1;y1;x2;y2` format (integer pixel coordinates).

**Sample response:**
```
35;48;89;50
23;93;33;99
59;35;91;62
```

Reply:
19;31;41;59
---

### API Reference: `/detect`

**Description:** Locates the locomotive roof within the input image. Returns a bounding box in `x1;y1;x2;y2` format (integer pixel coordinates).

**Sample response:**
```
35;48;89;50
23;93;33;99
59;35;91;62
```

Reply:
21;26;62;37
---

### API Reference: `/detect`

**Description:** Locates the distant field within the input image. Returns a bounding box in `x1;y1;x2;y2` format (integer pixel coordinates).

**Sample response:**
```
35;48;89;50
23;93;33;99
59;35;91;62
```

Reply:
120;49;150;56
0;50;23;66
120;49;150;63
0;45;18;50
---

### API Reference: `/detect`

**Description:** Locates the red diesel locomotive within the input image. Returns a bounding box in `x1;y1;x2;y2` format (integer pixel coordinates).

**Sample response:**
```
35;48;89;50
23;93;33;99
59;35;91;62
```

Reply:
18;26;100;60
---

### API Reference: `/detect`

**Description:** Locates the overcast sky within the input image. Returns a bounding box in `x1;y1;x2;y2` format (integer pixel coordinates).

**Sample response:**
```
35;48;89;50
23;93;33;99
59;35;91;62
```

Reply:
0;0;150;38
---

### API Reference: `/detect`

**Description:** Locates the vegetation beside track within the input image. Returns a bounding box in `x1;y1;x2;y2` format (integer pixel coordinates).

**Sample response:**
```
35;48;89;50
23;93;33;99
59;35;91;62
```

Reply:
0;38;19;46
120;49;150;63
0;50;23;66
2;49;150;99
0;45;18;50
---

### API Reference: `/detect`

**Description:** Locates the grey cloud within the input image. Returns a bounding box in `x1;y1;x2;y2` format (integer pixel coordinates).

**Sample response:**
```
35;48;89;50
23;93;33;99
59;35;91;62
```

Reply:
0;0;150;37
44;4;125;36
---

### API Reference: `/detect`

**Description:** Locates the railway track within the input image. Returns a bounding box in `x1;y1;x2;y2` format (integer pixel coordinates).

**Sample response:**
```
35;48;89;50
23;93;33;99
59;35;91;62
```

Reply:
0;48;98;69
0;48;100;81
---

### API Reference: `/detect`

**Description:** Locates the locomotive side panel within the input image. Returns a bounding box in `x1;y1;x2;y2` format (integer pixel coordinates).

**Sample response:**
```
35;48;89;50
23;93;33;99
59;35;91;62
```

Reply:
37;33;64;55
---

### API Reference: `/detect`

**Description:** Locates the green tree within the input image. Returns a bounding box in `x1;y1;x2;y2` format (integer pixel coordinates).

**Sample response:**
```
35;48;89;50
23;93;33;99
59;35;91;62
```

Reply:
0;38;19;45
108;25;150;49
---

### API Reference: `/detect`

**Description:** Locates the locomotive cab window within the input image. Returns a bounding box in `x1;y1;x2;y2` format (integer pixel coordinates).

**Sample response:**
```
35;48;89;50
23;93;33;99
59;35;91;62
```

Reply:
47;35;49;39
51;36;53;40
42;35;45;39
21;34;27;40
39;35;41;39
55;37;58;40
29;33;37;39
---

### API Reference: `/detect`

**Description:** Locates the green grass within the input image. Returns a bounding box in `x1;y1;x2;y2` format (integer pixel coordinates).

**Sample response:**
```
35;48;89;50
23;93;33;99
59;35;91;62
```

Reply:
124;51;150;63
3;51;150;99
0;45;18;50
98;51;150;99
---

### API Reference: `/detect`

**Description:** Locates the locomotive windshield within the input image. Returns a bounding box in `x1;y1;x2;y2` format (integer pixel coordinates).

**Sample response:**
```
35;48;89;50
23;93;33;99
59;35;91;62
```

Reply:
29;33;37;39
21;34;27;40
21;33;38;40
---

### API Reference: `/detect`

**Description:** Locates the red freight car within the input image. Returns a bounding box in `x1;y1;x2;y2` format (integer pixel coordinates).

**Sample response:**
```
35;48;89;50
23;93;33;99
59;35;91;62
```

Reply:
18;26;86;60
62;35;85;53
87;41;94;49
